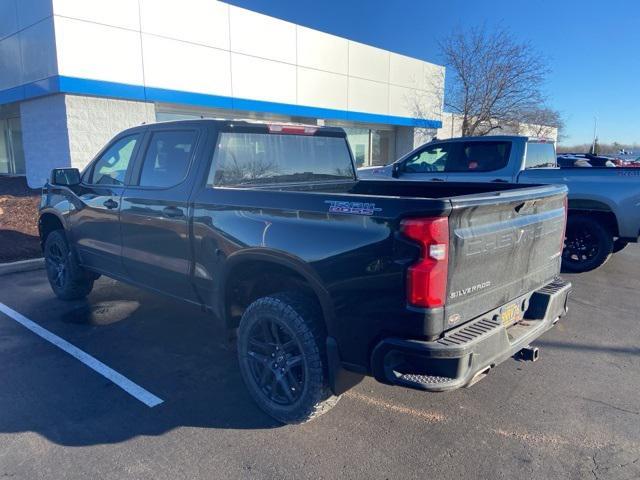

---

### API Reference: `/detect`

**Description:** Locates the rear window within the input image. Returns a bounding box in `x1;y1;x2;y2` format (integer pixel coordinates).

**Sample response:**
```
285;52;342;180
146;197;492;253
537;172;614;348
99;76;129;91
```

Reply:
209;132;354;186
525;142;556;169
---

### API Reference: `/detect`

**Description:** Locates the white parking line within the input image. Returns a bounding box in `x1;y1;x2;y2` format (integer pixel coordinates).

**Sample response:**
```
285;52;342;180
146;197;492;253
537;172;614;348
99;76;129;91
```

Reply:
0;302;164;408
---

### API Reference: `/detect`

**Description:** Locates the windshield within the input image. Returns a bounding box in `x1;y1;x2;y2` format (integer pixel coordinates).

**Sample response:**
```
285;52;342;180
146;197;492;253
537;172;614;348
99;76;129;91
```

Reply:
209;132;355;186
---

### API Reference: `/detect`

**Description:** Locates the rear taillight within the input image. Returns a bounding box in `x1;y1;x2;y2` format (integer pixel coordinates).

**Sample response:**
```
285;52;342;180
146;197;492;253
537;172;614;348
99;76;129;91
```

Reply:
400;217;449;308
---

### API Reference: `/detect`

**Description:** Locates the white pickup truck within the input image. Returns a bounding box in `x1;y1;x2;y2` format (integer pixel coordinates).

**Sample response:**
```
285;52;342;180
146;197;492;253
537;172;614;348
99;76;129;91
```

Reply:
358;136;640;272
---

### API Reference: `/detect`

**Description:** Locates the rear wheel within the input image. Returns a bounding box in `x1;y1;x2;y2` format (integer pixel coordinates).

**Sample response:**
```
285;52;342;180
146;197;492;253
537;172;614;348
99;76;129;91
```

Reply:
562;215;613;273
237;292;339;424
44;230;94;300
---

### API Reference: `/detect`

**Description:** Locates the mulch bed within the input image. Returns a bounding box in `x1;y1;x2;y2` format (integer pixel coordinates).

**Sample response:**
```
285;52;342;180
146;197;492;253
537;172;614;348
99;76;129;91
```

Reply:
0;177;42;262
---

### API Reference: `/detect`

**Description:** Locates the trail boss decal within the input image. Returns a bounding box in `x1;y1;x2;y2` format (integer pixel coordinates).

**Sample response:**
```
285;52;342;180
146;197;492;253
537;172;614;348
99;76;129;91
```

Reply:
325;200;382;215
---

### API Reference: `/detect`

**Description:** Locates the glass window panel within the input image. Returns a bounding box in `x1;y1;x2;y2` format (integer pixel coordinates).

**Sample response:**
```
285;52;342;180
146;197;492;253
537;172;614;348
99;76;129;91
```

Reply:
139;130;197;187
90;134;140;185
7;118;25;174
404;143;453;173
342;127;370;168
450;141;511;172
0;120;9;174
525;142;557;169
371;129;396;166
210;132;354;186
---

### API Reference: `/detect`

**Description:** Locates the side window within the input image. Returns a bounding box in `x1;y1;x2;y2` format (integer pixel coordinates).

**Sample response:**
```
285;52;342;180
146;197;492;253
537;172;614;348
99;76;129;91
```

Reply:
403;144;451;173
525;142;557;169
451;141;511;172
89;134;139;185
138;130;197;187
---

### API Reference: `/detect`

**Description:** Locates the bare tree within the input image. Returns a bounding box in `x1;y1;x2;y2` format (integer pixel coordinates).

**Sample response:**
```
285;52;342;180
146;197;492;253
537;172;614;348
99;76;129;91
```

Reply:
441;25;550;136
216;155;280;184
508;105;565;140
406;68;447;145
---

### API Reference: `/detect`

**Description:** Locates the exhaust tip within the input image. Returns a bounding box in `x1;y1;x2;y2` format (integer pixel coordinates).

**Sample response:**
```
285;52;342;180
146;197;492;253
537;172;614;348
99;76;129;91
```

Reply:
519;345;540;362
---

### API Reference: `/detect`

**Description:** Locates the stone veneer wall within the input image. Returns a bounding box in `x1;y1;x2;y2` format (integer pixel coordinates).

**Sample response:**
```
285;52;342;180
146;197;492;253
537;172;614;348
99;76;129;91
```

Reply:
20;94;155;187
64;95;155;173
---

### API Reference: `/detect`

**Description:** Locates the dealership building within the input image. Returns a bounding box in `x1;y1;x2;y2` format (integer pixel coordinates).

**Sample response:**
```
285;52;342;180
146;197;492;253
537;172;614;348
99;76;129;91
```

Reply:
0;0;444;187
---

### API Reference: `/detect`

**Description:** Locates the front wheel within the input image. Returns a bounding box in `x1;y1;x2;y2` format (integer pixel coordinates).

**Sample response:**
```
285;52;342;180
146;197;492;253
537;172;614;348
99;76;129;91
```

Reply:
237;292;340;424
562;215;613;273
44;230;94;300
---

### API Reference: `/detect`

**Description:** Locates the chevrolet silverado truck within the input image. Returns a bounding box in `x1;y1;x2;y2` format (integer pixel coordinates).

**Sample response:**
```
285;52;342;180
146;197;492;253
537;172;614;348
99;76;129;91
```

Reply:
39;120;570;423
359;135;640;272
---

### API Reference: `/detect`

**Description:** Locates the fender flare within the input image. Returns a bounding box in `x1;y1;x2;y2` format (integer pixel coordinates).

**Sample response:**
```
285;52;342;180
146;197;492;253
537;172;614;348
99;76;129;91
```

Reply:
215;248;336;334
568;198;619;234
38;208;69;243
568;198;615;213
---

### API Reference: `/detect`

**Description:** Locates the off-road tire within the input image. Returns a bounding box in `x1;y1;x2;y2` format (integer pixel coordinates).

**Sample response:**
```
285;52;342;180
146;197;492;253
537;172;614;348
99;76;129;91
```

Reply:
562;215;613;273
44;230;94;300
237;292;340;424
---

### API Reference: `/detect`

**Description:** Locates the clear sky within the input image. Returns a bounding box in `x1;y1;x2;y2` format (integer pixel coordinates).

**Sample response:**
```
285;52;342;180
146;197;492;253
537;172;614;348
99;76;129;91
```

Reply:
226;0;639;146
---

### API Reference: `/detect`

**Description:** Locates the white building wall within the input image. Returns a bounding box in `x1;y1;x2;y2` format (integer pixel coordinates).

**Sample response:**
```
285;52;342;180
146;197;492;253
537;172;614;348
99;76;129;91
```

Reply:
296;26;348;74
297;68;348;111
141;34;232;96
3;0;447;186
47;0;444;122
54;16;145;87
21;94;70;188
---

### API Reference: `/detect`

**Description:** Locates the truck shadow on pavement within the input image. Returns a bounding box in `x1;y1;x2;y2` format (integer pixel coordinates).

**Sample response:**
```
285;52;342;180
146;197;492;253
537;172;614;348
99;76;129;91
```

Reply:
537;339;640;357
0;274;283;446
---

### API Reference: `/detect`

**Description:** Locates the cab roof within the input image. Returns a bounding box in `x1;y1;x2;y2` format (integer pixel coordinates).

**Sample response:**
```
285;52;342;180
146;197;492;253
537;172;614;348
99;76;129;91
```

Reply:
118;118;347;138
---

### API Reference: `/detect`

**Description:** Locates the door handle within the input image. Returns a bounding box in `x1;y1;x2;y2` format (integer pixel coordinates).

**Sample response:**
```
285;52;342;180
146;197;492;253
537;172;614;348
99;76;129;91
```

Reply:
103;199;118;209
162;206;184;218
430;178;445;182
491;178;508;183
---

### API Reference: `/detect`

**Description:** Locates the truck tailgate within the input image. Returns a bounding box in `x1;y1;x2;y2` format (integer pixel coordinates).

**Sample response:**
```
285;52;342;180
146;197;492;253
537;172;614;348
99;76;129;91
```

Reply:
445;185;567;327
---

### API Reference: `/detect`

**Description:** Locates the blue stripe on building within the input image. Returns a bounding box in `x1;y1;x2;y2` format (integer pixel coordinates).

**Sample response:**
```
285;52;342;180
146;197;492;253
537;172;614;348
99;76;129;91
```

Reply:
0;75;442;129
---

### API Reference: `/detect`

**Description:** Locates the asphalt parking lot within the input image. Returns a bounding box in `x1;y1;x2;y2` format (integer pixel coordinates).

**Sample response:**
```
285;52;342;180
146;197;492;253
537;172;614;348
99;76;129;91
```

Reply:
0;248;639;480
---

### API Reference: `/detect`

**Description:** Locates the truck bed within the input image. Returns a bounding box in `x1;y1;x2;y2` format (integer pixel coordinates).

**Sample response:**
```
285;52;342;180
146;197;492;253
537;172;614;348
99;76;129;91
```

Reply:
205;179;567;340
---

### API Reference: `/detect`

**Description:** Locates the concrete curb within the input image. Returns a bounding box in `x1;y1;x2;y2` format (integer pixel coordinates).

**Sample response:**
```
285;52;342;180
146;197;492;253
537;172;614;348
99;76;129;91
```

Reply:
0;258;45;276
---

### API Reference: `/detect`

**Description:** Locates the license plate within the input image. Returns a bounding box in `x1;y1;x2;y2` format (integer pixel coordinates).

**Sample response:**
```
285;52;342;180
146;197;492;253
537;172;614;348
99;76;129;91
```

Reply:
500;302;523;327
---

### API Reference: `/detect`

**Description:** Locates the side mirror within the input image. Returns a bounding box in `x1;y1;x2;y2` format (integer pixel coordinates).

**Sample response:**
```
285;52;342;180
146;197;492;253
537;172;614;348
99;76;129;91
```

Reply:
50;168;81;186
391;162;401;178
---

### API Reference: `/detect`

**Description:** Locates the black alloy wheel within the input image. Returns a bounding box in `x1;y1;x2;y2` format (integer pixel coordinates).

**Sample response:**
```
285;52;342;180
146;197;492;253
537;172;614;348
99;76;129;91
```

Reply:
562;215;613;273
246;316;305;405
43;230;94;300
45;239;68;290
237;292;339;424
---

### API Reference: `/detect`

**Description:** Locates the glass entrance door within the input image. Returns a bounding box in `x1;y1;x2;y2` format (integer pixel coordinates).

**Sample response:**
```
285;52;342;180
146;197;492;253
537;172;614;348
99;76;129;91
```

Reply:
0;119;9;174
7;118;25;174
0;117;25;175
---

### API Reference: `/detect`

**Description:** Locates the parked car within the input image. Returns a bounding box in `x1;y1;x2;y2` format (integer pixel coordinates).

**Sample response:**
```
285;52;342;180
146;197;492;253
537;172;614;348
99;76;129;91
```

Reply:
359;136;640;272
40;121;570;424
557;155;593;168
582;154;617;168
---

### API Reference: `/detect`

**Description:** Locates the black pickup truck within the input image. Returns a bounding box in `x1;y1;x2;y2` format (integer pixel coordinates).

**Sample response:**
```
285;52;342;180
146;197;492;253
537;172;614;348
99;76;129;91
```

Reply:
39;120;571;423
